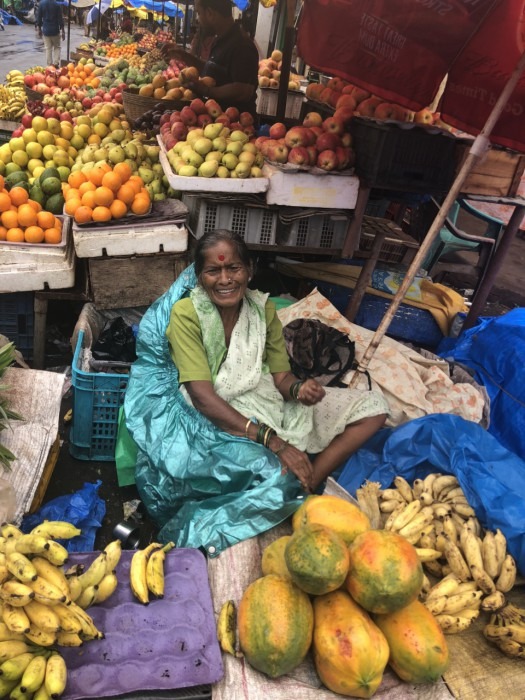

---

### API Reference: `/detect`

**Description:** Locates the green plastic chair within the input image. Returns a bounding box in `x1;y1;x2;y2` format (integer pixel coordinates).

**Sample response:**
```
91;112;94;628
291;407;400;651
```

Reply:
417;197;504;275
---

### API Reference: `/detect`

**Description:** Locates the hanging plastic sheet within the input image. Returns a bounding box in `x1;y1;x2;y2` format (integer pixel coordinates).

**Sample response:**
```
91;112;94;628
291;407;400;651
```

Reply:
336;414;525;576
438;309;525;461
124;266;304;557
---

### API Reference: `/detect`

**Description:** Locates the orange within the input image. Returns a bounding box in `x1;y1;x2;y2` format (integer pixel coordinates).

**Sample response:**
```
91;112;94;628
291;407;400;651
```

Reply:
44;227;62;244
94;186;114;207
109;199;127;219
6;227;24;242
17;203;38;228
101;171;123;193
0;175;4;190
27;199;42;213
79;181;96;196
74;205;93;224
68;171;88;189
0;226;7;240
37;210;56;229
116;183;135;206
131;193;151;216
65;188;81;201
0;192;11;213
1;210;18;229
87;134;101;145
81;190;97;209
9;187;29;207
113;162;132;183
127;176;143;195
24;225;45;244
88;167;106;187
64;197;83;216
92;206;112;223
54;216;61;229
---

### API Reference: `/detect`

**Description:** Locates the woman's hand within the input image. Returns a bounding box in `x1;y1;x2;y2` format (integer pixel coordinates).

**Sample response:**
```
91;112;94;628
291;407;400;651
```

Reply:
297;379;325;406
274;442;314;493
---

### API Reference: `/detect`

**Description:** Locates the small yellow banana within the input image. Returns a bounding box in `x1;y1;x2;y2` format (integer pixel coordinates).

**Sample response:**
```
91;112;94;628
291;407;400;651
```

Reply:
0;553;9;585
14;534;51;556
216;600;242;657
459;526;484;573
442;590;483;615
380;489;405;503
27;577;67;606
0;651;35;681
494;528;507;576
414;547;442;563
146;542;175;599
93;573;118;604
495;554;517;593
380;499;401;514
103;540;122;575
77;552;108;591
20;653;48;694
6;552;38;584
41;541;69;567
0;581;35;607
56;630;84;647
435;613;472;634
76;584;99;610
481;590;506;612
66;575;83;603
31;521;81;540
0;621;26;642
30;558;70;599
424;596;448;616
443;539;471;582
52;604;82;635
0;640;31;663
393;476;413;502
24;624;56;648
130;543;162;605
442;515;459;544
24;601;61;634
0;676;18;698
2;604;30;635
432;474;458;499
67;602;104;640
397;507;434;543
481;531;500;579
412;478;424;497
390;500;422;532
0;524;22;539
470;564;496;595
421;473;438;495
44;653;67;698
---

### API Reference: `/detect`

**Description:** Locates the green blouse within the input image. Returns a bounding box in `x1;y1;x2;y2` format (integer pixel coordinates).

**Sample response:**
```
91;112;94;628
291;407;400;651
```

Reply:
167;296;291;383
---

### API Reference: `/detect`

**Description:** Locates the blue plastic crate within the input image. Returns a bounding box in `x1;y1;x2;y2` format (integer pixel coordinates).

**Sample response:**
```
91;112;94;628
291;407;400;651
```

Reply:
0;292;34;357
317;282;443;347
70;329;130;461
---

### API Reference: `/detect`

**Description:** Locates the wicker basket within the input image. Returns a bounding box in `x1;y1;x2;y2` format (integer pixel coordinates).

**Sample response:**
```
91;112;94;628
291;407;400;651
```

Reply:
122;88;187;123
24;86;43;102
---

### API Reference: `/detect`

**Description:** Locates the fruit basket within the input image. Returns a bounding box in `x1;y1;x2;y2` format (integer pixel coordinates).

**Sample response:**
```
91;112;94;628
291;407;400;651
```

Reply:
122;88;186;123
24;85;43;102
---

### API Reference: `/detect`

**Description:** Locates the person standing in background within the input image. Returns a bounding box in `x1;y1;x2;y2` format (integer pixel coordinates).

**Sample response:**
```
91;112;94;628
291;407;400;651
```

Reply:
35;0;65;67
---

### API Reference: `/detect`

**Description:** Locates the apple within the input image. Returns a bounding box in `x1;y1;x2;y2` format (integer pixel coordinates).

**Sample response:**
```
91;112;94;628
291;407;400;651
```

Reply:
333;107;355;127
328;91;343;109
24;74;36;88
266;143;289;163
258;76;271;88
302;112;323;128
159;113;171;126
335;146;351;169
322;117;345;136
306;145;318;166
59;113;73;122
285;126;313;148
214;114;231;126
317;149;338;171
171;122;188;140
21;114;33;128
180;106;197;126
197;113;213;127
288;146;310;166
375;103;402;120
11;127;24;138
190;98;207;115
239;112;254;127
205;99;222;119
170;112;182;124
316;132;341;151
254;136;269;151
335;94;357;112
414;108;435;125
225;106;240;122
242;125;255;138
356;97;382;117
351;87;371;104
269;122;286;140
341;132;352;147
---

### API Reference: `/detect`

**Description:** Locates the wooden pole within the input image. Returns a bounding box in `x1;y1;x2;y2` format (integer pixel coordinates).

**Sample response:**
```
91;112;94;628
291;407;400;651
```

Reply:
345;229;387;322
349;48;525;388
66;0;71;62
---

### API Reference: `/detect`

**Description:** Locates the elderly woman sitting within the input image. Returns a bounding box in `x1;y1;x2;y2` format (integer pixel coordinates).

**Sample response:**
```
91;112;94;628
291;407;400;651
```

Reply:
125;230;388;555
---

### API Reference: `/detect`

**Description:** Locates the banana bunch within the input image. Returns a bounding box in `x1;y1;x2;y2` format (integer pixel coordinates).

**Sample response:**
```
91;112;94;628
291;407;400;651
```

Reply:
216;600;243;658
129;542;174;605
484;602;525;659
64;539;122;611
0;84;27;121
0;648;67;699
24;66;46;76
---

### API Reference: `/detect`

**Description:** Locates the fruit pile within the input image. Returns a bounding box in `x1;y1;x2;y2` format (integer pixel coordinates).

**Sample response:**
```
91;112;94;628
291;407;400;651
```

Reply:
219;493;449;695
95;42;138;60
0;71;27;121
162;58;185;82
259;113;354;171
129;542;174;604
0;179;63;243
0;520;123;698
138;30;174;51
257;50;301;91
64;162;152;225
23;61;102;96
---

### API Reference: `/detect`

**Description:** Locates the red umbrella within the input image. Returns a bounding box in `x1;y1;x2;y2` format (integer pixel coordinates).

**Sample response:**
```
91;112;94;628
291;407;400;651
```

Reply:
296;0;525;376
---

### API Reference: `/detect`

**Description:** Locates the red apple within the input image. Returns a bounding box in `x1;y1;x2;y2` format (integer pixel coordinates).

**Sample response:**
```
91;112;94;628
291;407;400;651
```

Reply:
341;132;352;147
336;94;357;112
335;146;353;169
33;72;45;84
204;99;222;118
284;126;310;148
180;106;197;126
170;112;182;124
328;91;343;109
351;87;371;103
302;112;323;128
159;112;171;126
190;98;207;115
375;103;403;120
254;136;269;151
316;132;341;151
269;122;287;140
164;136;176;151
266;143;289;164
103;94;112;102
288;146;310;166
21;114;33;128
115;93;123;104
197;113;213;127
45;75;56;87
229;121;242;131
414;108;435;125
317;149;338;171
214;114;231;126
24;74;36;88
91;96;102;104
242;125;255;137
43;108;59;119
306;145;318;166
322;116;345;136
171;122;188;139
225;106;240;122
333;108;355;127
60;112;73;122
11;127;24;137
239;112;254;127
356;97;382;117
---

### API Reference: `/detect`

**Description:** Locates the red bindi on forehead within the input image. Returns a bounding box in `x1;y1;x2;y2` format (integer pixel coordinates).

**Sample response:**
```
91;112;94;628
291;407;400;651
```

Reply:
218;254;225;261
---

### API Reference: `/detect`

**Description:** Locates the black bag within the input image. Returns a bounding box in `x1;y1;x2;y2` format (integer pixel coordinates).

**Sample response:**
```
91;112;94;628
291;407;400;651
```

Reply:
282;318;359;388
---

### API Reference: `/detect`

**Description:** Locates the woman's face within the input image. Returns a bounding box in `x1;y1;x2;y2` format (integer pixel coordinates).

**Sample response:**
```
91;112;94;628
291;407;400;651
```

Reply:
199;240;250;311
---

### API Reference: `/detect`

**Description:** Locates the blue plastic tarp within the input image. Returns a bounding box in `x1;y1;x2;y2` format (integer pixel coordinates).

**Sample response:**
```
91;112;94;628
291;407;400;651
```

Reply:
438;309;525;461
336;414;525;576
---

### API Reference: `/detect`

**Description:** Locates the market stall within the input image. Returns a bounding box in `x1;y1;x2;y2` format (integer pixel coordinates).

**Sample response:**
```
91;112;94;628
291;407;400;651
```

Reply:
0;10;524;700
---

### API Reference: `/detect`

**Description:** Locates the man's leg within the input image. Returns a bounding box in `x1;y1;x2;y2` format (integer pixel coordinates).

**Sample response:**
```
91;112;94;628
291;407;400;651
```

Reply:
52;35;61;66
43;35;53;66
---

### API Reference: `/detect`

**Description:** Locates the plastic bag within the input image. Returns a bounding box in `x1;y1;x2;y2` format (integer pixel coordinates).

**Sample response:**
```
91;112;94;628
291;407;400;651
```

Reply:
21;481;106;552
335;414;525;576
115;407;138;487
92;317;137;363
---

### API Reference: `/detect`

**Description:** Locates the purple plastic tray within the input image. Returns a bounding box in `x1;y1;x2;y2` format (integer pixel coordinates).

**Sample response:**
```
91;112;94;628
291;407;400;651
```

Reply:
61;548;223;700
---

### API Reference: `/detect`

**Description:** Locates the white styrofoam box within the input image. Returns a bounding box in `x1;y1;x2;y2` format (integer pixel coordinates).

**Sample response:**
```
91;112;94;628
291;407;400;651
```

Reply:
72;221;188;258
256;88;305;120
263;163;360;209
0;217;70;265
0;235;75;292
158;140;270;194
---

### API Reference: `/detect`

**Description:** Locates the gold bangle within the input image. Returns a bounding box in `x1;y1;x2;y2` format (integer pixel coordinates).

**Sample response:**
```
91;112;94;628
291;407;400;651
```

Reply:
244;418;252;439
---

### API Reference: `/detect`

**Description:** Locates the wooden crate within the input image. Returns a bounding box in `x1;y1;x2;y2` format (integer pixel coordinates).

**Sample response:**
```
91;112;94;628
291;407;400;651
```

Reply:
456;143;525;197
88;252;188;309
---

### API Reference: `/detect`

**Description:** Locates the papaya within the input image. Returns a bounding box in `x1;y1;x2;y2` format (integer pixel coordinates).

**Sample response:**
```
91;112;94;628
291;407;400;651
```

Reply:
373;599;449;684
292;494;370;546
44;193;65;215
313;589;389;698
39;166;61;183
345;529;423;614
285;523;349;595
238;574;313;678
261;536;292;579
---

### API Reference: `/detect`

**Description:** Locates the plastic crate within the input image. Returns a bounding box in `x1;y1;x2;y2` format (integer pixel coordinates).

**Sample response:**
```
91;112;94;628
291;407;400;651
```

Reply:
182;193;277;245
364;198;391;218
357;216;420;265
256;87;305;120
316;282;443;347
279;213;350;249
0;292;34;357
349;117;457;193
70;329;130;461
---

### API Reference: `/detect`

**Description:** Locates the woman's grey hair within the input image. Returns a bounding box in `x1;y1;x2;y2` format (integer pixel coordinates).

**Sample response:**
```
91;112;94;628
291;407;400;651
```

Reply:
194;229;253;277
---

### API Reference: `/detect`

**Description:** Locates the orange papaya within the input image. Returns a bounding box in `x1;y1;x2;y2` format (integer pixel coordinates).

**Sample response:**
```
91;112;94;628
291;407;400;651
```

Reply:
292;494;370;545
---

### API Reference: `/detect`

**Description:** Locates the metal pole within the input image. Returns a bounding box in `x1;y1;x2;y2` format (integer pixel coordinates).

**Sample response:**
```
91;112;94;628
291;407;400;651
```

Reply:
182;0;188;48
97;0;102;39
66;0;71;62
